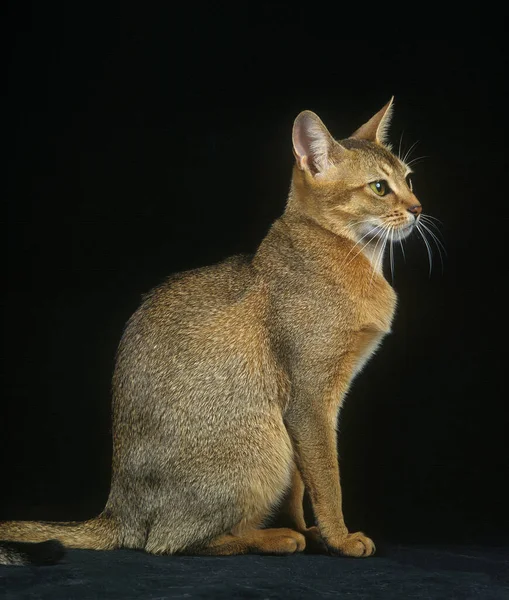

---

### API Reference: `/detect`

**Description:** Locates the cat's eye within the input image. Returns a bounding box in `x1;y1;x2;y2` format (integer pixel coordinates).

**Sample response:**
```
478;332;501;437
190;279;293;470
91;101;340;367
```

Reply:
369;180;390;197
406;174;413;191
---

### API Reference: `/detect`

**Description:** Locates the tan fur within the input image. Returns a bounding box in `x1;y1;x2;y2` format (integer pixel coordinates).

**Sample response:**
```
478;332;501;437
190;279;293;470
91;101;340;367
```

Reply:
0;100;422;561
0;517;116;550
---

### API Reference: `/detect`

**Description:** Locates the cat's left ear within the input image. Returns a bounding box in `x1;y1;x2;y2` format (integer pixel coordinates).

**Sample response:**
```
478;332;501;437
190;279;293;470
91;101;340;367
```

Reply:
350;97;394;145
292;111;340;176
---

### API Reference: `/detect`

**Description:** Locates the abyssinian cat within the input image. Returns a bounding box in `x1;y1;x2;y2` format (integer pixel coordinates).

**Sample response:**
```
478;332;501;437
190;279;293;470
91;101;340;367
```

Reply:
1;99;425;564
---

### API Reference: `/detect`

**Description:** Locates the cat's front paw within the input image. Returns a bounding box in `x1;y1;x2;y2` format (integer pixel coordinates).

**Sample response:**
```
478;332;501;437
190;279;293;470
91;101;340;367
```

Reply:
328;531;376;558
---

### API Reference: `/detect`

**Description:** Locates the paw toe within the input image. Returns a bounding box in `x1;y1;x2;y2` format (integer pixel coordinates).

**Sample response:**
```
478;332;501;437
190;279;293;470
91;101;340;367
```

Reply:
278;536;298;554
332;532;376;558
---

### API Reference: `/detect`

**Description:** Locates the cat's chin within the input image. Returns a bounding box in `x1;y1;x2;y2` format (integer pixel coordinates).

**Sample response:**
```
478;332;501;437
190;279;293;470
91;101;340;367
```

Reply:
393;222;416;240
358;221;416;242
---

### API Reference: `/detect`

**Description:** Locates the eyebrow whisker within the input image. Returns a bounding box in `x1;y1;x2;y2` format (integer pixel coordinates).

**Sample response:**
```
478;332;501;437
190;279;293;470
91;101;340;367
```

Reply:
402;140;420;164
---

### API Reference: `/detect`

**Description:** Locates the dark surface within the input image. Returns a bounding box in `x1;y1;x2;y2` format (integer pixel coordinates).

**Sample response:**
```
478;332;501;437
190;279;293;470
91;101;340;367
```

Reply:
1;545;508;599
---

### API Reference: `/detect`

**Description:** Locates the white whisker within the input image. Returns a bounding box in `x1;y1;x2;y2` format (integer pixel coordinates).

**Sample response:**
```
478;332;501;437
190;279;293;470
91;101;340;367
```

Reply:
406;155;428;167
347;218;380;227
389;225;395;283
403;140;420;164
370;225;390;287
398;130;405;161
420;214;444;227
419;216;447;253
418;220;446;274
342;225;378;266
380;227;391;277
420;214;444;235
368;227;385;284
415;221;433;277
398;236;406;263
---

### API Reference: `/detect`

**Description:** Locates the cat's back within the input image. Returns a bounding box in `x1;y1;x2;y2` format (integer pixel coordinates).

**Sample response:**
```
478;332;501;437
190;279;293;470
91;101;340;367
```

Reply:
113;254;277;403
140;254;256;321
148;254;254;311
117;254;268;357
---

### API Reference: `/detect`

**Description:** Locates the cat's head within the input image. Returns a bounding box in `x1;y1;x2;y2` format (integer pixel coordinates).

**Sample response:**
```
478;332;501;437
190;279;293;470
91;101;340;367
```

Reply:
290;99;422;243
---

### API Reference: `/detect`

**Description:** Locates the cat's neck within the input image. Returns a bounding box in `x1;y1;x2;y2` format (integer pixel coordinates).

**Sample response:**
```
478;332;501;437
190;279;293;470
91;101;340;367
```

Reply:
281;204;386;275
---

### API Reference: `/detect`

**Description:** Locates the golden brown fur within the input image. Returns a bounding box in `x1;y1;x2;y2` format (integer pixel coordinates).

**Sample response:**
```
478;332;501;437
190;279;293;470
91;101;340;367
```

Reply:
0;99;422;561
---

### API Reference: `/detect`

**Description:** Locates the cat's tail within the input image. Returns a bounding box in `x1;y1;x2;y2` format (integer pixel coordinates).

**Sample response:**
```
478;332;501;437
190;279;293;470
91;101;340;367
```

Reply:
0;514;118;565
0;540;65;566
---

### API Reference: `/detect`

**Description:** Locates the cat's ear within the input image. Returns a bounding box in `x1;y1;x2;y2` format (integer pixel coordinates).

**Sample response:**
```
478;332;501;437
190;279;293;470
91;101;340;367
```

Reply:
292;111;340;176
350;97;394;145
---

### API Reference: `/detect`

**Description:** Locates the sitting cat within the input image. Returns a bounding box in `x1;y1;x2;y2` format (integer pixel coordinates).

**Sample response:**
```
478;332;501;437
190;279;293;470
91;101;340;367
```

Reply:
1;99;423;562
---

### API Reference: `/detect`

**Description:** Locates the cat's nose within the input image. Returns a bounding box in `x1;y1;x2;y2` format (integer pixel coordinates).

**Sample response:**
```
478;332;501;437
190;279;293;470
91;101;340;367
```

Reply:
407;204;422;218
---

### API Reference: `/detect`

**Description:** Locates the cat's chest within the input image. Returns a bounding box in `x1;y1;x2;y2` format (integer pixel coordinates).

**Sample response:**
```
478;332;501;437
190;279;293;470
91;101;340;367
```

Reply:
351;278;397;333
275;272;396;363
321;270;397;335
328;279;396;377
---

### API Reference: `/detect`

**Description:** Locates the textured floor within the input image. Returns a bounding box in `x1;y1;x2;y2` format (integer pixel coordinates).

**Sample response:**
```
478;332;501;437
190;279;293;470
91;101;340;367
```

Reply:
1;543;508;599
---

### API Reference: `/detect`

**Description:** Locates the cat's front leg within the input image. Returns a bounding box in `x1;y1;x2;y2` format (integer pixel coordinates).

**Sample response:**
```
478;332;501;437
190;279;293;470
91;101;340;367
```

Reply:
284;403;376;558
276;464;327;553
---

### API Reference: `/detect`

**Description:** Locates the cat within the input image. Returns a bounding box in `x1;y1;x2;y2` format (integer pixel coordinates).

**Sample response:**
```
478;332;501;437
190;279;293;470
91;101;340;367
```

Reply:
1;99;423;563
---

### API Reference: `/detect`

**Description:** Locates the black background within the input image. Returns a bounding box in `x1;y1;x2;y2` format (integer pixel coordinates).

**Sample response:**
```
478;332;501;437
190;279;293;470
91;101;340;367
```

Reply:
4;5;508;546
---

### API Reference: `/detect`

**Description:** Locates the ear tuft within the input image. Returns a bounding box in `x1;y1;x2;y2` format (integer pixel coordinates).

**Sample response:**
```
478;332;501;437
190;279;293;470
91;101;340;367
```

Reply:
292;111;336;176
350;97;394;145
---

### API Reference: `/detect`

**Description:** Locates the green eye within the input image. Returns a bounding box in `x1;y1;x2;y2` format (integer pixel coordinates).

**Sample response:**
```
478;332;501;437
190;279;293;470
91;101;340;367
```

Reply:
369;180;389;196
406;174;413;191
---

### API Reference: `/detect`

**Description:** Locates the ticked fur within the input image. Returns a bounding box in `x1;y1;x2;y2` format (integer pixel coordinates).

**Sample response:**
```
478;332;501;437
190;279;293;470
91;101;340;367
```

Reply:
1;99;422;561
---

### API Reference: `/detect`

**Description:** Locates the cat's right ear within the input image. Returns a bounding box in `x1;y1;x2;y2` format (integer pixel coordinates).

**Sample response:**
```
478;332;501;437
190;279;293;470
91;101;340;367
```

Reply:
292;111;338;177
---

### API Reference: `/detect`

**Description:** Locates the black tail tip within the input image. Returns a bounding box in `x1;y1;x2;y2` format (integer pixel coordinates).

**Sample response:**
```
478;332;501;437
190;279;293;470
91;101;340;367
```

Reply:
8;540;66;565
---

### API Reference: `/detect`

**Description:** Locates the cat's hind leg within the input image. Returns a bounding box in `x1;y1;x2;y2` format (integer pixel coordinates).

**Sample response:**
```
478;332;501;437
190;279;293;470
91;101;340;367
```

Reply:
192;527;306;556
178;484;306;556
